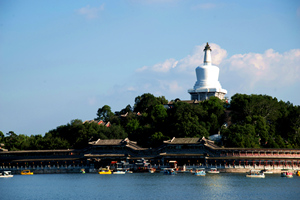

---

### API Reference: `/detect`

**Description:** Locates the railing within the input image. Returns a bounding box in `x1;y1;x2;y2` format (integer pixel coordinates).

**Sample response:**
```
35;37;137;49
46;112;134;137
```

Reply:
223;164;300;170
0;164;87;170
220;153;300;158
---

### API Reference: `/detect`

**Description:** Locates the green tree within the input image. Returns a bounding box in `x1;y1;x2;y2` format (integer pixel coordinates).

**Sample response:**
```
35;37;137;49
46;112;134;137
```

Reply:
151;104;168;124
230;94;280;124
201;97;226;134
0;131;4;142
95;105;114;121
275;135;286;148
168;102;209;138
126;118;140;134
252;115;269;147
134;93;168;113
150;132;168;147
119;104;133;115
224;124;259;148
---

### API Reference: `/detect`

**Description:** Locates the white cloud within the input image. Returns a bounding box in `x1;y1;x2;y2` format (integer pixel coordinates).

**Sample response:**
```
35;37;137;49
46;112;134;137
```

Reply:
127;86;136;91
191;3;217;10
136;66;148;72
222;48;300;89
87;97;97;106
137;43;227;74
76;4;105;19
131;0;178;4
138;58;178;73
152;59;178;72
158;80;184;94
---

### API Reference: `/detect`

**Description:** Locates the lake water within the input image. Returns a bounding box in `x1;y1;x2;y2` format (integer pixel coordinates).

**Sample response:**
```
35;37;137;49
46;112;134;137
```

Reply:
1;173;299;200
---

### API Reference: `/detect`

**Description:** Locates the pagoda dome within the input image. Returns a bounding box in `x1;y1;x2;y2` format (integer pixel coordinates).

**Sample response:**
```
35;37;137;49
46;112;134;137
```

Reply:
194;64;222;90
193;43;223;91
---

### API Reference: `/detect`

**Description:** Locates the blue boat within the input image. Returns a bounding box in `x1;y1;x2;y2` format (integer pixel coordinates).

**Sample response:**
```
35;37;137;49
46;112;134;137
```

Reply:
163;168;176;175
194;169;206;176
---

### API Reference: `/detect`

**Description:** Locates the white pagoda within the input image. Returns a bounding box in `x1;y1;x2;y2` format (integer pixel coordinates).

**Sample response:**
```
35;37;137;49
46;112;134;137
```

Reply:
188;43;227;101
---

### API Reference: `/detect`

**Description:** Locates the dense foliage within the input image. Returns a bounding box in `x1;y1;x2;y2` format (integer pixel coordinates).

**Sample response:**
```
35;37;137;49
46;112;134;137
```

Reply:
0;120;127;150
222;94;300;148
1;93;299;150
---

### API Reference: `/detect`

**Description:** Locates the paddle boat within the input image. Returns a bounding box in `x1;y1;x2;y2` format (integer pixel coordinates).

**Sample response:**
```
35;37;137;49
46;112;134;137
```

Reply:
98;168;112;175
21;170;33;175
281;170;293;178
0;171;13;178
297;170;300;176
125;169;133;173
163;168;176;175
149;168;156;173
246;170;265;178
194;168;206;176
207;168;220;174
261;169;273;174
113;170;126;174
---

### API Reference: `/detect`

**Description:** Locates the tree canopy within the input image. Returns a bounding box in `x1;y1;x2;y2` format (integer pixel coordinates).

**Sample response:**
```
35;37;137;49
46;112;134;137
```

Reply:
1;93;299;150
222;94;300;148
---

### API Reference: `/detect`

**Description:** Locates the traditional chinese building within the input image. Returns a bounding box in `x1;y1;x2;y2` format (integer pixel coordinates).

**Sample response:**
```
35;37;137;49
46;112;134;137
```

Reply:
84;138;153;168
157;137;219;166
0;149;86;173
1;137;300;173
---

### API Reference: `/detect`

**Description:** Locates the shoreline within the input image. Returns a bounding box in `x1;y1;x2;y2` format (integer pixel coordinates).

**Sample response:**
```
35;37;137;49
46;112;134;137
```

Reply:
219;168;282;174
4;167;297;175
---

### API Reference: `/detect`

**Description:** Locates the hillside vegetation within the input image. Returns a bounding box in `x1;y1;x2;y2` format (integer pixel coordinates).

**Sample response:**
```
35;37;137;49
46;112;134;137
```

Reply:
1;93;299;150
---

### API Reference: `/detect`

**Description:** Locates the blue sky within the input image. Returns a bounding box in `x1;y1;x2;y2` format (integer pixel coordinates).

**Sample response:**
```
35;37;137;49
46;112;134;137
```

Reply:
1;0;300;135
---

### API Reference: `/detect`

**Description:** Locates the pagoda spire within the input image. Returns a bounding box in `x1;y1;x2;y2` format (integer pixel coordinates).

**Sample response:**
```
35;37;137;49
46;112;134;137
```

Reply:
203;42;212;65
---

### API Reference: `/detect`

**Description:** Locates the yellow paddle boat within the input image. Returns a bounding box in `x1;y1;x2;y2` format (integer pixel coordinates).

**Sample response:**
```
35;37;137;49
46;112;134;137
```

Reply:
21;170;33;175
98;168;112;174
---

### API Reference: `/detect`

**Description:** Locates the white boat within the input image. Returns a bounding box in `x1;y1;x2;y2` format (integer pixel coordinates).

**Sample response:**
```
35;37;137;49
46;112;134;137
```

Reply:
163;168;176;175
125;169;133;173
246;170;265;178
194;170;206;176
281;170;293;178
261;169;273;174
149;168;156;173
113;171;126;174
194;168;206;176
0;171;13;178
207;168;220;174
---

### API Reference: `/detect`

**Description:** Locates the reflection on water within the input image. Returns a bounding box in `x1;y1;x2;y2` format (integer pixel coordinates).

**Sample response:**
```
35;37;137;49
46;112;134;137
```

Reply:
1;173;299;200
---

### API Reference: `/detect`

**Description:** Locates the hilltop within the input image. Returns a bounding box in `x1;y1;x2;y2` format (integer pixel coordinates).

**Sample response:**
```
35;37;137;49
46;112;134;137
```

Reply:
1;93;299;151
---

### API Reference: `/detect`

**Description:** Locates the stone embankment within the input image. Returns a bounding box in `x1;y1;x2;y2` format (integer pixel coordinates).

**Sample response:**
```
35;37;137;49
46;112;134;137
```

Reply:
3;165;299;174
220;168;282;173
2;166;88;175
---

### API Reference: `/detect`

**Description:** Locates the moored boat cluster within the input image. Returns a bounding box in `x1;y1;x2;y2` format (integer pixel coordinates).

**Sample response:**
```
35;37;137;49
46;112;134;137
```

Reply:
1;167;300;178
